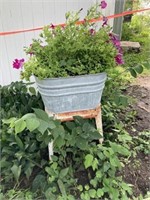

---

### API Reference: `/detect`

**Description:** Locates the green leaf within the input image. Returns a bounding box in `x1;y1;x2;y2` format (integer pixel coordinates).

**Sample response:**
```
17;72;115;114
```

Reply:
22;113;36;120
26;117;40;132
57;179;67;198
89;131;101;140
15;135;24;150
59;167;69;179
134;64;143;74
76;137;88;150
54;136;65;148
2;117;16;124
11;164;21;182
29;87;36;95
84;154;94;169
37;119;49;134
33;108;49;122
65;121;76;130
96;171;102;178
32;174;47;192
142;62;150;69
110;157;118;167
97;189;104;198
14;119;26;134
92;158;98;171
25;163;34;180
88;189;96;198
129;68;137;78
45;188;55;200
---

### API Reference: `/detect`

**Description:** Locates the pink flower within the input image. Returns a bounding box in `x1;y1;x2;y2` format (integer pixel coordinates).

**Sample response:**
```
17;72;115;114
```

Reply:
115;54;124;65
13;58;24;69
109;33;124;65
102;16;108;27
109;33;120;48
89;28;96;35
50;24;55;29
100;0;107;9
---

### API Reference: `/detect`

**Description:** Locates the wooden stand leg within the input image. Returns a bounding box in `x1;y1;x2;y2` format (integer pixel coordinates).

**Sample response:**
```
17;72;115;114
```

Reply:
46;105;104;159
48;142;53;160
95;107;103;143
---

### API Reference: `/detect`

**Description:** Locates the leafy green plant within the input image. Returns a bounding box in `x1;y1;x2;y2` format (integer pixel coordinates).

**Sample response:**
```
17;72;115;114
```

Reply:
3;108;134;200
133;131;150;155
12;3;125;80
0;82;45;191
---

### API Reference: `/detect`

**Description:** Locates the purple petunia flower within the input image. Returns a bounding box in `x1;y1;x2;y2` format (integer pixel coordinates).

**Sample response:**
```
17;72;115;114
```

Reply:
115;54;124;65
109;33;124;65
89;28;96;35
100;0;107;9
109;33;120;48
50;24;55;29
102;16;108;27
13;58;25;69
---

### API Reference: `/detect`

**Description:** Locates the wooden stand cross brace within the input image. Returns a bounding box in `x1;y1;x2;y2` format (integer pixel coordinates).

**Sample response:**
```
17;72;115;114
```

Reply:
46;105;103;159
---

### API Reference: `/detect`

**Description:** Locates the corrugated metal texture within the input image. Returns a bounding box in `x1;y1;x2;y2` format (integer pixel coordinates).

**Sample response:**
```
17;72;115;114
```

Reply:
0;0;115;86
35;73;107;113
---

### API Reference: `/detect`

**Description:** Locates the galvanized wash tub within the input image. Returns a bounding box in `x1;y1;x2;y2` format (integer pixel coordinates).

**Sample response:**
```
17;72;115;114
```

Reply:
35;73;107;113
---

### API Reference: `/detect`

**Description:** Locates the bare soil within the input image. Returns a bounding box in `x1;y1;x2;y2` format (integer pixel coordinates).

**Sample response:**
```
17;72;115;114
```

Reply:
123;75;150;197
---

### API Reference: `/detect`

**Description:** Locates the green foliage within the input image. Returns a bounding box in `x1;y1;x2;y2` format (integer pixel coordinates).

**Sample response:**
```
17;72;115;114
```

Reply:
0;82;45;192
0;189;37;200
21;4;119;80
133;131;150;155
2;107;134;199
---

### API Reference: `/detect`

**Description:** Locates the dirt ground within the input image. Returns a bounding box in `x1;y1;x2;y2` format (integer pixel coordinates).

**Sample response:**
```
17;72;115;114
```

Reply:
123;75;150;197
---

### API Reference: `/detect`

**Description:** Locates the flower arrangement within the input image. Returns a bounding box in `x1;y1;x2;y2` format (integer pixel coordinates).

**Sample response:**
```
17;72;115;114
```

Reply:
13;1;124;81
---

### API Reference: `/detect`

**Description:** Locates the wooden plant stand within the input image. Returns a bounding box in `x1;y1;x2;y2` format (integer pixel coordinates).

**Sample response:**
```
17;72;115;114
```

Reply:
46;105;103;159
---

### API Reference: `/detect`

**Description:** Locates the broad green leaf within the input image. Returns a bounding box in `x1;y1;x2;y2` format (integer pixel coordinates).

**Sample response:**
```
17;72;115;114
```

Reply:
103;162;110;172
82;122;92;132
48;120;56;129
15;135;24;150
22;113;36;120
84;154;94;169
65;121;76;130
89;131;101;140
59;167;69;179
96;171;102;178
45;188;55;200
92;158;98;171
33;108;49;122
2;117;16;124
26;117;40;132
29;87;36;95
129;68;137;78
57;179;67;198
37;119;49;134
97;189;104;198
110;157;118;167
0;157;11;168
25;163;34;180
54;136;65;148
88;189;96;198
14;119;26;134
134;64;143;74
11;164;22;182
76;137;88;150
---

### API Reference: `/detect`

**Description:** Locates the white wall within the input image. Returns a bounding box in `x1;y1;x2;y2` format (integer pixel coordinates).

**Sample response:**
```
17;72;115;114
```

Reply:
0;0;115;86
